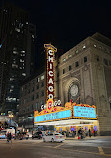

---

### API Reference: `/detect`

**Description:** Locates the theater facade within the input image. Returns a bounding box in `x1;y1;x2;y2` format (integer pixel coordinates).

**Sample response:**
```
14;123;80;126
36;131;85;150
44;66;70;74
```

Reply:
19;33;111;135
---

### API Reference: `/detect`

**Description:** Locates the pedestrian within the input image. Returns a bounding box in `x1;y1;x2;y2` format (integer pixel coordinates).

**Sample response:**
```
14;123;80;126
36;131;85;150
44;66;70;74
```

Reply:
93;129;96;136
7;132;9;143
89;129;92;138
8;132;12;143
80;129;84;139
78;128;82;139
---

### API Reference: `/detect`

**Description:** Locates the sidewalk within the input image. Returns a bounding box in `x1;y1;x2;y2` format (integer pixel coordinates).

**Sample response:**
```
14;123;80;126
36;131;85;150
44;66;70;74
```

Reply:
65;136;111;140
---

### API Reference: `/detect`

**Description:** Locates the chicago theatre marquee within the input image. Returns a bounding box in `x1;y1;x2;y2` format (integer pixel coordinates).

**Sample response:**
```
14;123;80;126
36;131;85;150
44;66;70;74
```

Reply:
34;34;111;136
20;33;111;135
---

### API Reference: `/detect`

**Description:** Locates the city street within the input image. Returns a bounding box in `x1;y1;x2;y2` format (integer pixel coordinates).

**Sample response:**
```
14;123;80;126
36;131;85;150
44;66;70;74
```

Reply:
0;136;111;158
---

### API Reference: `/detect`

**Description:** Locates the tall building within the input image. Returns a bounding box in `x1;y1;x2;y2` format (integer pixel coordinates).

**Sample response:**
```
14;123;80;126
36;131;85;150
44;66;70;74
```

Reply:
0;2;36;115
19;33;111;135
18;69;46;129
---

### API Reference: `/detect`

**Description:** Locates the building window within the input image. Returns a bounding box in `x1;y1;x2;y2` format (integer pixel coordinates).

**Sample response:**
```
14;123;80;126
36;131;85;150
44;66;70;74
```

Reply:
41;91;44;97
9;89;13;92
104;59;108;66
99;46;102;49
36;84;39;89
68;54;72;58
21;50;25;53
27;97;30;102
31;95;34;101
41;82;44;87
25;85;27;89
15;28;20;32
69;65;72;71
57;72;59;77
22;73;26;76
32;80;35;84
97;56;99;61
94;44;97;47
63;69;65;74
36;93;39;99
84;56;87;63
32;35;34;38
12;64;18;68
41;75;44;80
37;78;40;82
75;61;79;67
27;106;29;112
13;51;18;54
35;102;39;110
32;87;34;92
41;100;44;105
75;50;78;54
63;58;66;62
31;104;33;110
83;45;86;49
11;85;14;88
109;60;111;66
10;78;14;81
20;59;24;62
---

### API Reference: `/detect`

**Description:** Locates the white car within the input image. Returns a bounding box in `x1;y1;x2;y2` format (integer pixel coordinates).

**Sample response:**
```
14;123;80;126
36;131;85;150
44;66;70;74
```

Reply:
42;133;65;142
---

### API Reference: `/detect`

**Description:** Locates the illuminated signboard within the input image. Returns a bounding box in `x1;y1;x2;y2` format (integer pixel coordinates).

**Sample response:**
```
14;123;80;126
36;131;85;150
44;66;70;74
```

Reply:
73;106;96;118
44;44;57;102
0;113;5;116
35;109;71;123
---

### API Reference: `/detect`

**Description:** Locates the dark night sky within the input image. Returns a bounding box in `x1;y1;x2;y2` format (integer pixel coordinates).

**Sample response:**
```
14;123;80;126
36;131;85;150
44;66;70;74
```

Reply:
1;0;111;67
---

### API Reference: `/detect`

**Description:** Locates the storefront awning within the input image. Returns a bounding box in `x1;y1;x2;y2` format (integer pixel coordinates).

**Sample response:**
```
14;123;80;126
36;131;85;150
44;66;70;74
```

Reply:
34;119;97;126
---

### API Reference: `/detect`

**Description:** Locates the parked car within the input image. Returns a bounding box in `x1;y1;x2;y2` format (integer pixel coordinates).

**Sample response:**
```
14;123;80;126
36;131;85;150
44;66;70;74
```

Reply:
0;131;6;139
18;132;29;140
42;133;65;142
27;132;32;138
32;131;42;139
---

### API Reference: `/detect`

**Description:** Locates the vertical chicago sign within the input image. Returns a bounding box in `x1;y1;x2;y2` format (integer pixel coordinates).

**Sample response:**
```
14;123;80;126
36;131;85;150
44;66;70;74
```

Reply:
44;44;57;107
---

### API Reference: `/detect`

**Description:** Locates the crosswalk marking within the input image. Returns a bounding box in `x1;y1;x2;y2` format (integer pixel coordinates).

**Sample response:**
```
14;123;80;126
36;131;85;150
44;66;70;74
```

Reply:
98;146;104;155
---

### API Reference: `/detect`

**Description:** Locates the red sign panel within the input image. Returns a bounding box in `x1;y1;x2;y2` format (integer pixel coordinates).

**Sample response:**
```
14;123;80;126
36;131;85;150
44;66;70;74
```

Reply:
44;44;57;101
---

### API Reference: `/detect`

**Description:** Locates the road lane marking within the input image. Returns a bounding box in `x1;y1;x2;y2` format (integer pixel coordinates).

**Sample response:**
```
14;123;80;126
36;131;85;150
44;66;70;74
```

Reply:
31;141;42;144
98;146;104;155
43;144;111;157
61;147;111;157
54;143;64;148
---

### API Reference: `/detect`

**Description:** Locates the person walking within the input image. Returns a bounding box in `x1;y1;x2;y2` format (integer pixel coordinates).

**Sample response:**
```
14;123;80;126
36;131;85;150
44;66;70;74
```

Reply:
7;132;9;143
7;132;12;143
93;129;96;136
78;128;82;139
9;132;12;143
89;129;92;138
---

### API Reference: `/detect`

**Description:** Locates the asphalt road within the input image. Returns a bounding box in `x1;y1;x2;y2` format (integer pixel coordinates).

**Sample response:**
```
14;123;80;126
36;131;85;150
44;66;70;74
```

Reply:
0;136;111;158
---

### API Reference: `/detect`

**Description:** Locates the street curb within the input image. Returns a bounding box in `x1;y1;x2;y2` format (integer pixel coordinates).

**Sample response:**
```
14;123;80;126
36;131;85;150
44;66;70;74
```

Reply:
65;136;111;140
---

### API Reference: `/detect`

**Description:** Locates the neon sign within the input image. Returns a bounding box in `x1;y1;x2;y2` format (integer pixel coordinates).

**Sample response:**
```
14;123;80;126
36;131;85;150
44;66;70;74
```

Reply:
73;106;96;118
44;44;57;101
34;109;72;123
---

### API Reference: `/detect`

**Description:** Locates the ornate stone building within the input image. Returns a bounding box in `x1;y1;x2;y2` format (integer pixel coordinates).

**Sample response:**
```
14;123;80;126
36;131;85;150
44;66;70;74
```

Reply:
55;33;111;135
19;33;111;135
